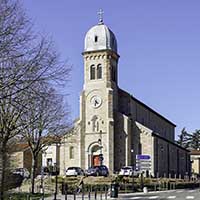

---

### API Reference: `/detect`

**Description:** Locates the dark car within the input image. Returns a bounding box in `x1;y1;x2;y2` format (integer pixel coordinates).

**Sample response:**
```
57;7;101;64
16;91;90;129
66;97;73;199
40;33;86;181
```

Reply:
85;165;109;177
7;173;23;189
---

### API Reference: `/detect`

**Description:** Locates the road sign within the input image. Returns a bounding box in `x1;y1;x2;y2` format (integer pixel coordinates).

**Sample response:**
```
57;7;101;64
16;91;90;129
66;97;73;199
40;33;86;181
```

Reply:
136;155;151;160
136;155;151;172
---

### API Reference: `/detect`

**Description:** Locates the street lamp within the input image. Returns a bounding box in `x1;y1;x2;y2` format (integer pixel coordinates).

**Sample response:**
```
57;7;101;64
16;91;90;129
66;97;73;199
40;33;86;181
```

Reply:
54;142;61;200
40;150;47;200
98;138;103;166
131;149;134;192
98;130;103;166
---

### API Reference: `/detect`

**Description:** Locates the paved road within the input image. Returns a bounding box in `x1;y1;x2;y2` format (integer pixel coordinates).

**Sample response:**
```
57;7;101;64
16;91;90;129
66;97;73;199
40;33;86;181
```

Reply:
119;189;200;199
45;189;200;200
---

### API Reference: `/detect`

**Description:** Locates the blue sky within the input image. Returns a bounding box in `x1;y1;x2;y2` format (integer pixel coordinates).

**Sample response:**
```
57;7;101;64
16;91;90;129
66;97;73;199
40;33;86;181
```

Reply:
23;0;200;139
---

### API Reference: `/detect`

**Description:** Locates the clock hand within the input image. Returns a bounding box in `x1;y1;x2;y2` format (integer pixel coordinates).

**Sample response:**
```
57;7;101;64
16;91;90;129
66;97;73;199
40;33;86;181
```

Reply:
94;99;98;106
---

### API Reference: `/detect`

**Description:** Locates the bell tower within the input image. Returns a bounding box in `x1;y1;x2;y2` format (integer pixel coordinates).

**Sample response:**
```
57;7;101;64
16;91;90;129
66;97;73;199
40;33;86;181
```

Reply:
80;11;119;172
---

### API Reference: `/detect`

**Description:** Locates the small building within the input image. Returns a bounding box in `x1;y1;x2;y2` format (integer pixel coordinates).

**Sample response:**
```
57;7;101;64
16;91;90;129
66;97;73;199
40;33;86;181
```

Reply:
190;150;200;175
42;144;60;169
10;143;41;175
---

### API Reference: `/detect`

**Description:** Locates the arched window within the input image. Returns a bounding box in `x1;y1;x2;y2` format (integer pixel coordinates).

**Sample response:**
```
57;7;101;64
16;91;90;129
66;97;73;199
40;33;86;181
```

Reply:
97;64;102;79
90;65;95;80
69;146;74;159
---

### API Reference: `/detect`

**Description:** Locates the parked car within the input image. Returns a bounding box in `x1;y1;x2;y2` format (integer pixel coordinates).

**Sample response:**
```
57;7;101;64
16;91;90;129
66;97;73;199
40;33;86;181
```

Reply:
12;168;30;179
42;166;50;175
119;166;140;177
66;167;84;176
7;173;23;189
85;165;109;177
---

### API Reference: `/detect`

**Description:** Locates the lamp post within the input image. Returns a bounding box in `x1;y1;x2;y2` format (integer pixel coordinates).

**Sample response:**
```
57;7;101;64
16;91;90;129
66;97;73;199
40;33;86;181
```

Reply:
40;149;47;200
98;130;103;166
98;138;103;166
131;149;134;192
54;142;60;200
40;166;44;200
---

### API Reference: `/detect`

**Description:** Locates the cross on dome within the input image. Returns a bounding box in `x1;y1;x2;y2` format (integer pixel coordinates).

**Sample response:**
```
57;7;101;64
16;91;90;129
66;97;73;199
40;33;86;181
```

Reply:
98;9;104;24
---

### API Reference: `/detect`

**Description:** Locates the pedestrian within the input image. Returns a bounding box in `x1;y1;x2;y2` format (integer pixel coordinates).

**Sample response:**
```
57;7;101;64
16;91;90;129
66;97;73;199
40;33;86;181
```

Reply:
77;176;85;194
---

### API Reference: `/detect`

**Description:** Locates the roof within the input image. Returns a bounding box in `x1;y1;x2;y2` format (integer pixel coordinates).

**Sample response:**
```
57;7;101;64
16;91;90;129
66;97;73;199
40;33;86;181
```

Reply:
119;88;176;127
152;132;190;152
13;143;29;152
190;150;200;155
84;23;117;53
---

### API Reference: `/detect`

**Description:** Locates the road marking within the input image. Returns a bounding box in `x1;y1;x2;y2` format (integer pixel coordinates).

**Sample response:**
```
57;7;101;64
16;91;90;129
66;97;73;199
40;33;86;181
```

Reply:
176;190;184;193
149;196;159;199
167;196;176;199
131;197;142;199
186;196;194;199
188;190;195;193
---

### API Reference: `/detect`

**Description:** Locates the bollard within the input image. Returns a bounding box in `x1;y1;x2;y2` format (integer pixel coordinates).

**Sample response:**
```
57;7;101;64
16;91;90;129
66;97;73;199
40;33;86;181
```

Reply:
81;189;84;200
100;189;102;200
94;190;97;200
110;183;118;198
179;174;181;179
27;194;30;200
105;188;108;200
143;187;148;193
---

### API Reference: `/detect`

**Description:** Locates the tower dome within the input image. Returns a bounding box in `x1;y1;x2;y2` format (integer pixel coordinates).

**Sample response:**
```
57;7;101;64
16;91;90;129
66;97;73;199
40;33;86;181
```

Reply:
84;23;118;53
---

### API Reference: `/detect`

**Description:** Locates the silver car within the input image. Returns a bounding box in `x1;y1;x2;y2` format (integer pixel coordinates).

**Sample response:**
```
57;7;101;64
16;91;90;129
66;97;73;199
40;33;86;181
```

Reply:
119;166;139;177
66;167;84;176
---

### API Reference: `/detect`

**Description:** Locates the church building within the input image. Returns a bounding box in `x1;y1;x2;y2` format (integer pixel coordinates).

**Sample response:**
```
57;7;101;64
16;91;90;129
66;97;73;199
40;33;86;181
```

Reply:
60;15;190;178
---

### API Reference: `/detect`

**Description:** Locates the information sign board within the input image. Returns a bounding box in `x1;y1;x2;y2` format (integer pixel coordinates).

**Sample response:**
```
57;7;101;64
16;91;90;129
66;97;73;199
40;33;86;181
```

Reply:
136;154;151;172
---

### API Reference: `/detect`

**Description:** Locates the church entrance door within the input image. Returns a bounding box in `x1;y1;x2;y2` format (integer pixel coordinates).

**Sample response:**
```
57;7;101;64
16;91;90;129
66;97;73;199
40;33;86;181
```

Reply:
93;155;100;166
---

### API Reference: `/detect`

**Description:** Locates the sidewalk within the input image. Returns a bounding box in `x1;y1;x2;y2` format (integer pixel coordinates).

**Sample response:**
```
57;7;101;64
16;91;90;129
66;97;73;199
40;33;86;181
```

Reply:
44;193;118;200
43;191;161;200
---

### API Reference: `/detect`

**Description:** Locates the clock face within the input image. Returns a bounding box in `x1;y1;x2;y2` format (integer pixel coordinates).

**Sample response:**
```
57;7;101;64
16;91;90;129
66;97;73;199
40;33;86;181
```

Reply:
90;95;102;108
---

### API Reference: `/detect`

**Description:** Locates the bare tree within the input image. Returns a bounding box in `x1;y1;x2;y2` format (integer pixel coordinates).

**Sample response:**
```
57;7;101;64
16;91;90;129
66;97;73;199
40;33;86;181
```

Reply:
0;83;27;199
0;0;71;198
20;88;68;194
0;0;70;100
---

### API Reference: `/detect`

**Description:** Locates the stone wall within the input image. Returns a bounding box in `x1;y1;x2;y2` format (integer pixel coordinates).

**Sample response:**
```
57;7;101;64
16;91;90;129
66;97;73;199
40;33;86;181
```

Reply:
134;121;189;178
10;152;23;169
153;135;190;178
114;112;128;171
23;149;33;173
135;122;154;176
60;126;81;175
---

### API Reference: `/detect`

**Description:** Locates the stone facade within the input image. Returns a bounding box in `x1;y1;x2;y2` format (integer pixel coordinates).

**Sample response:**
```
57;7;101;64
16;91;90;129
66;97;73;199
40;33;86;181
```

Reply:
60;124;81;174
59;21;190;177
